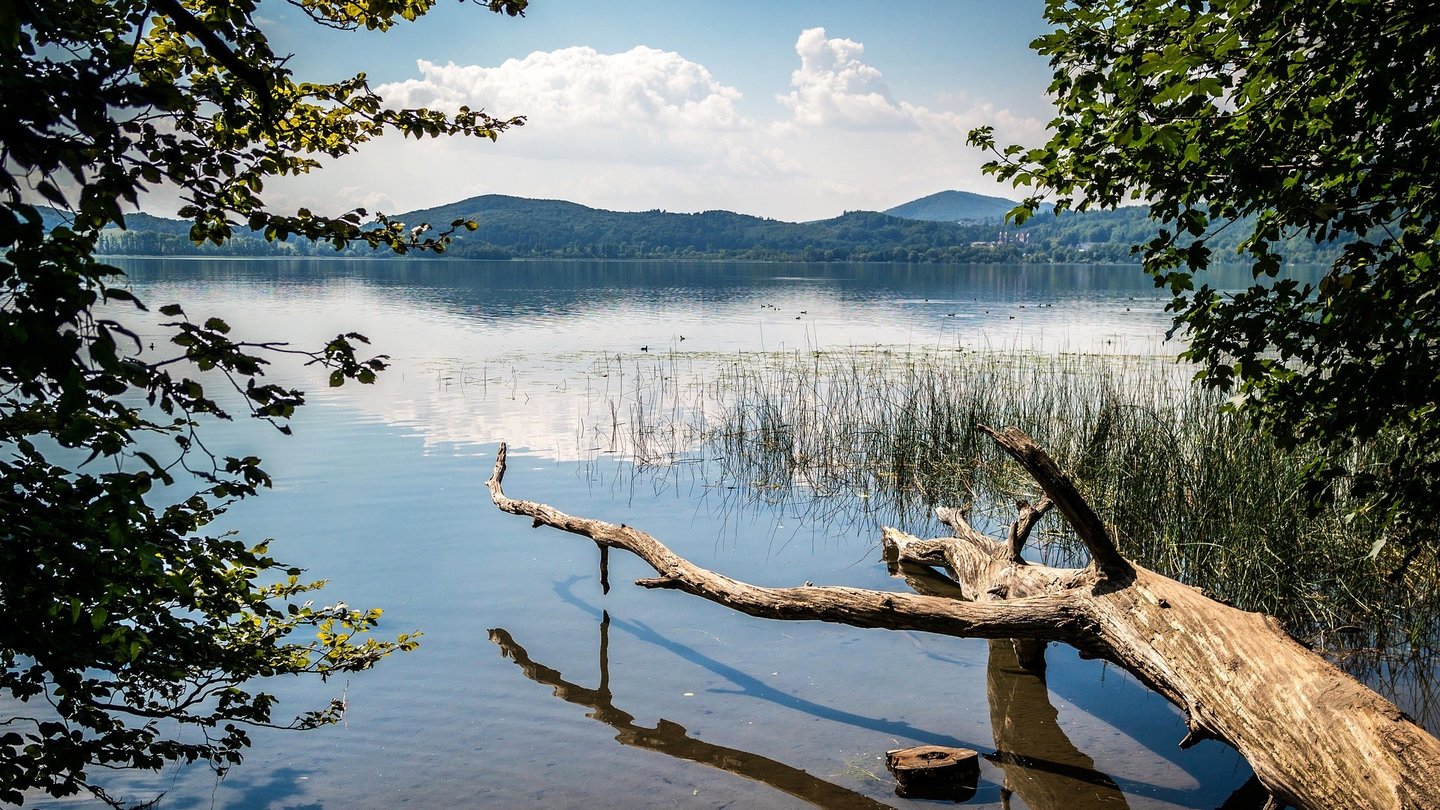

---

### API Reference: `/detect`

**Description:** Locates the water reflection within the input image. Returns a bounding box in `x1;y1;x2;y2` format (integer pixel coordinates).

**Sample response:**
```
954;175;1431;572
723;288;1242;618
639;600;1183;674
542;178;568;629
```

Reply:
115;258;1193;463
552;576;974;749
104;259;1330;807
889;549;1243;808
986;640;1129;809
488;619;894;809
114;259;1319;470
118;259;1189;327
492;594;1252;809
211;767;324;810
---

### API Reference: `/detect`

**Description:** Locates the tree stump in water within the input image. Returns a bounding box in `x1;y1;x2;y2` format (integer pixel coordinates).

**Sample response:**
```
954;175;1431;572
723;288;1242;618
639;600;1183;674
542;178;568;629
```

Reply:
885;745;980;800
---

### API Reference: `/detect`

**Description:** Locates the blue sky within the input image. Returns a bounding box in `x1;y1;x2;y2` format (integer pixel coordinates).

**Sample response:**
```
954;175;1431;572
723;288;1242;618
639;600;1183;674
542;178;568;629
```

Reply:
259;0;1055;222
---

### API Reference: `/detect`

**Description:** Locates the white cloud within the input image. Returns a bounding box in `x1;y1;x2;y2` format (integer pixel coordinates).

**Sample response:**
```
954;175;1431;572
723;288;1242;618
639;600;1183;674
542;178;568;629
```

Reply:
254;29;1049;223
335;186;396;214
778;27;912;130
379;46;743;128
373;47;791;177
775;27;1045;144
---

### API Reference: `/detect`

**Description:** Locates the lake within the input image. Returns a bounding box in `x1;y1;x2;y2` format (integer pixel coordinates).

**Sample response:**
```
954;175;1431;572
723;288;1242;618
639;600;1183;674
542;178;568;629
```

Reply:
41;258;1311;808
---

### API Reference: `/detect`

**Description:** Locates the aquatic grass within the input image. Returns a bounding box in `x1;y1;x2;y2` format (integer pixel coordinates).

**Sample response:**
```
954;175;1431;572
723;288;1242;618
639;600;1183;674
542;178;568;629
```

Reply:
591;346;1440;680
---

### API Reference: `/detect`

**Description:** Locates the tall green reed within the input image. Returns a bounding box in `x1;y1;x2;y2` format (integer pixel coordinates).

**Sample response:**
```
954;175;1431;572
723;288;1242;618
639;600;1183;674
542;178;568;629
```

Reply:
598;347;1439;664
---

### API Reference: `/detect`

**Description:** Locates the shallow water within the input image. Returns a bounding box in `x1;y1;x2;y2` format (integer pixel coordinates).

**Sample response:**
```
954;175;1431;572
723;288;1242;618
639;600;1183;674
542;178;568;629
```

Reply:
33;259;1305;808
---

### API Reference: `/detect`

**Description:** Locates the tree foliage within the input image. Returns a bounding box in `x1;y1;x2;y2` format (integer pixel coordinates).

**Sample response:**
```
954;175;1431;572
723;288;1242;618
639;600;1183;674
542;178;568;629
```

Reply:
1;0;524;804
970;0;1440;568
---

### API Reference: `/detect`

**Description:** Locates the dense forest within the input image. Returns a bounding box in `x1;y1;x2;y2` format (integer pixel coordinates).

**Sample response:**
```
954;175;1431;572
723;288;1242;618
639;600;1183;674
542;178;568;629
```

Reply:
77;193;1342;265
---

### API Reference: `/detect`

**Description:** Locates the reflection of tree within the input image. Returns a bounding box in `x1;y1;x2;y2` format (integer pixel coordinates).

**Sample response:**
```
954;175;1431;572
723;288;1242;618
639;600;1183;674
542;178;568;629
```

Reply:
551;575;974;748
487;618;893;809
508;571;1269;809
986;640;1130;809
892;559;1127;808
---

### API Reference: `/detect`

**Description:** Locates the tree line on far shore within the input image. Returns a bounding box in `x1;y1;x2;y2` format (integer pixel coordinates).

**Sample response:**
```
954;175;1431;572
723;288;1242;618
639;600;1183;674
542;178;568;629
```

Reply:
84;196;1344;266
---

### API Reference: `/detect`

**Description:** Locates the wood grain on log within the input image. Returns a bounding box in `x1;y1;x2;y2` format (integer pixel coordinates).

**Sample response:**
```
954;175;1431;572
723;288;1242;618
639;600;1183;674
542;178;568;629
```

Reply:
1007;496;1054;563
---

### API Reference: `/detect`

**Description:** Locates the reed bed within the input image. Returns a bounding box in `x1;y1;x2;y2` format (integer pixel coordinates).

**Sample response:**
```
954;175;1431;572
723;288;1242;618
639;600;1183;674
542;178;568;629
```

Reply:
594;347;1440;674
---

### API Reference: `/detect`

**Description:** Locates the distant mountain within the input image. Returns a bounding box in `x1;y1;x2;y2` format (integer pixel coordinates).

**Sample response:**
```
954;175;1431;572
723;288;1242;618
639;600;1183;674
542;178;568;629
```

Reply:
395;194;797;255
391;194;1022;263
122;212;194;236
35;207;192;235
56;194;1339;266
883;190;1022;223
403;196;1336;265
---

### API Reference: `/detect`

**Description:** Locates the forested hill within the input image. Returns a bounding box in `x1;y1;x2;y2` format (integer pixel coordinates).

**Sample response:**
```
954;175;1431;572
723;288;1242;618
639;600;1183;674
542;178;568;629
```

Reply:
395;194;1027;262
881;189;1020;222
85;193;1341;265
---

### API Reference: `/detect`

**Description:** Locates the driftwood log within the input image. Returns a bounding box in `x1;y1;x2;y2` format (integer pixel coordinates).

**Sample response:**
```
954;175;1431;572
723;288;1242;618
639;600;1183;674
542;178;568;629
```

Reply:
487;427;1440;809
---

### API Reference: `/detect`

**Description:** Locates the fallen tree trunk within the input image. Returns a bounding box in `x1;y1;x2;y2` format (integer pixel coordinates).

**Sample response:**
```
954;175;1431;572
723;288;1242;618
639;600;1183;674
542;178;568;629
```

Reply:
487;427;1440;809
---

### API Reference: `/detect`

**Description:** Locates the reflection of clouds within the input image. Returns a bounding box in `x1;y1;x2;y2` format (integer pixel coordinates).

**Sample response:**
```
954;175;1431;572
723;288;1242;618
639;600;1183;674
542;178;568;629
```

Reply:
335;319;1175;464
355;357;660;462
126;261;1185;464
336;351;718;463
324;331;1182;467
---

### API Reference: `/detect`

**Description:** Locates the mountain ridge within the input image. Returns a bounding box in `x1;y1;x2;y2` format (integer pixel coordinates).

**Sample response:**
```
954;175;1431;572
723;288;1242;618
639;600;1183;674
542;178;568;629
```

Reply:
882;189;1020;222
58;191;1338;266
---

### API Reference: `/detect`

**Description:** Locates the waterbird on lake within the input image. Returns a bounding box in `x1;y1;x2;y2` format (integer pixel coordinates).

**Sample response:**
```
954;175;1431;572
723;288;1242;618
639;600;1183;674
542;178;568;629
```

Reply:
641;345;649;352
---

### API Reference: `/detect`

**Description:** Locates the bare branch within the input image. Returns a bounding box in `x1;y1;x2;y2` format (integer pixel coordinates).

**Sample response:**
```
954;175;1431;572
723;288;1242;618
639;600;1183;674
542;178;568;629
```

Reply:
488;443;1087;641
979;425;1132;580
1007;496;1054;563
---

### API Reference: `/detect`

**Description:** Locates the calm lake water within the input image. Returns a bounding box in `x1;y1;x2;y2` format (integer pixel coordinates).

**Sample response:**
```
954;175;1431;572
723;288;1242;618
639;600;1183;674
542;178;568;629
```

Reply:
41;259;1304;808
